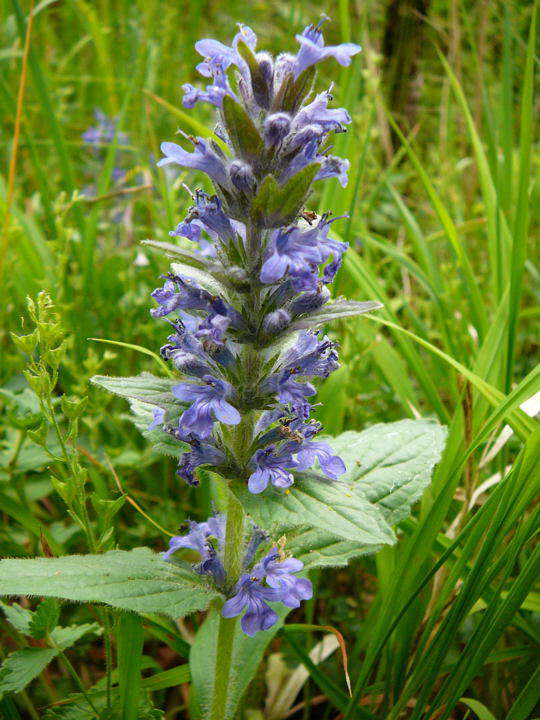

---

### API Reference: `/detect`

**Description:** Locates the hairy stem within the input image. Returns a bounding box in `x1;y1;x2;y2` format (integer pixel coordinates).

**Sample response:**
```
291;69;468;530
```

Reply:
210;488;245;720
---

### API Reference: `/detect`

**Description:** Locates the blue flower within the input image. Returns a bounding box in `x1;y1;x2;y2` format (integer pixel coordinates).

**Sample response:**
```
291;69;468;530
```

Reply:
221;574;281;636
296;440;346;479
281;330;340;379
158;137;229;187
195;24;257;82
176;439;227;485
260;227;322;285
292;90;352;134
293;18;361;78
148;407;165;431
265;371;316;414
186;191;237;242
164;514;226;584
255;550;313;608
173;375;241;438
248;443;298;493
150;276;213;318
316;154;350;187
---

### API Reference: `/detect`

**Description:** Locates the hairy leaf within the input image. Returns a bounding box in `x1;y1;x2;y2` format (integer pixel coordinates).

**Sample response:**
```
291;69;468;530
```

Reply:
287;419;447;568
222;95;264;161
231;476;395;545
28;598;59;639
290;299;383;330
0;549;220;620
190;606;287;720
0;648;58;696
51;622;101;650
91;372;179;409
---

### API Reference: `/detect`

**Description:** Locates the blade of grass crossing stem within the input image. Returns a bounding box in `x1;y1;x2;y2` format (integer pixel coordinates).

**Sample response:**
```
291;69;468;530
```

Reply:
117;611;144;720
435;521;540;717
506;7;536;391
438;49;514;304
506;664;540;720
364;314;535;438
392;446;538;719
342;248;450;421
88;338;174;377
384;108;488;339
10;0;85;236
342;476;504;719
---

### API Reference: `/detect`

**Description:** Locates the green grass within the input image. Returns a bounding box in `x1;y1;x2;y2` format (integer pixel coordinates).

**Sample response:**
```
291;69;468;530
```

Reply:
0;0;538;718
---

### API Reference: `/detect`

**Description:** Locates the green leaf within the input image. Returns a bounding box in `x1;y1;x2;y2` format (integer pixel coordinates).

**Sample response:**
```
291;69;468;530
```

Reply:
50;622;101;650
275;163;320;224
237;39;270;108
118;612;144;720
127;399;190;459
459;697;497;720
231;476;395;545
250;174;279;225
170;261;233;300
251;164;321;227
142;664;190;691
290;299;383;331
0;602;33;635
91;372;179;409
221;94;263;160
189;606;286;720
141;239;208;268
331;419;448;525
28;598;60;639
271;66;316;114
0;548;221;620
280;419;446;570
0;648;59;696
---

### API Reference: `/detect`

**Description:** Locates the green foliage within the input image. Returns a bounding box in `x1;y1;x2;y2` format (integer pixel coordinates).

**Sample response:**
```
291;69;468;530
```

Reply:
0;548;221;618
0;0;537;717
0;649;59;697
190;607;287;720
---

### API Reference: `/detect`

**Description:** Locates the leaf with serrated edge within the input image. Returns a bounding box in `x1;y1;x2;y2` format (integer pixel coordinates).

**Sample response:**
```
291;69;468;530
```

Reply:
190;606;288;720
51;622;101;650
329;419;447;525
29;598;59;639
0;601;33;634
285;419;447;569
0;548;220;620
231;476;395;545
0;648;59;694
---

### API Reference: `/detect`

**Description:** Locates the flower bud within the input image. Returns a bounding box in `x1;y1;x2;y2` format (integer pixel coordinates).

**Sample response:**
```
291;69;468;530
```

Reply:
263;113;291;147
262;309;291;334
168;350;209;377
282;123;324;153
274;53;296;87
229;160;256;193
289;287;331;316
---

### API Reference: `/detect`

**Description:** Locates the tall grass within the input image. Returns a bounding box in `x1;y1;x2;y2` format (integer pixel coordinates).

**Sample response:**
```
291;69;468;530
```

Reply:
0;0;538;717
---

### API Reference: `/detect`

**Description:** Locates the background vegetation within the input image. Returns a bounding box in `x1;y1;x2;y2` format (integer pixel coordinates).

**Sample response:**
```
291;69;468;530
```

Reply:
0;0;538;718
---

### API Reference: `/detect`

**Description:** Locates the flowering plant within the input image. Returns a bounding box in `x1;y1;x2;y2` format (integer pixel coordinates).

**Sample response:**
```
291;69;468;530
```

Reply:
0;17;446;720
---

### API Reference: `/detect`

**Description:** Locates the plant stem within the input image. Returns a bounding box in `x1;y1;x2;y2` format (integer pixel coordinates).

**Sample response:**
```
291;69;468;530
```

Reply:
209;488;245;720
